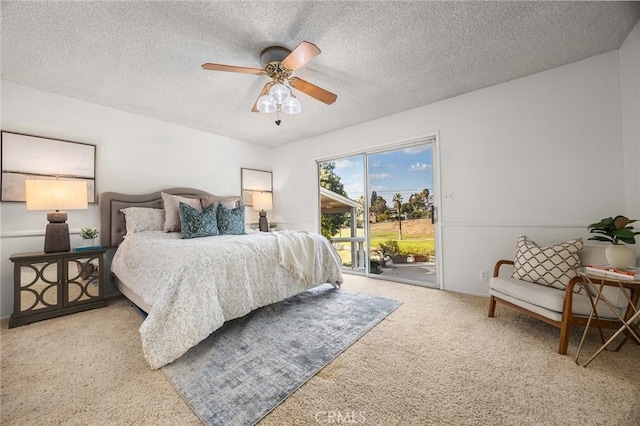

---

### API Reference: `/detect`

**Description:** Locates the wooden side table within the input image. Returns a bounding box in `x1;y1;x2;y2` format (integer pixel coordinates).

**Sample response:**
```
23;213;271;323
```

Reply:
9;249;108;328
574;268;640;367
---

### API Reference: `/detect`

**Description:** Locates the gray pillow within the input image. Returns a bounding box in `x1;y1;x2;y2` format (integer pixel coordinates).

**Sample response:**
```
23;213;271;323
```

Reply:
179;202;219;239
217;204;245;235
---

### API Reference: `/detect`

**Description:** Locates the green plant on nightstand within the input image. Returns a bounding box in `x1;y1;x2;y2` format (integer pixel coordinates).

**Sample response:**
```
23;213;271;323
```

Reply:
80;227;99;246
269;222;278;232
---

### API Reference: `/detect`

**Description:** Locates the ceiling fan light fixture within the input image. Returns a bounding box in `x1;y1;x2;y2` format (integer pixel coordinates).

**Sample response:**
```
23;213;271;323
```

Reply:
269;83;290;103
281;95;301;115
256;94;277;113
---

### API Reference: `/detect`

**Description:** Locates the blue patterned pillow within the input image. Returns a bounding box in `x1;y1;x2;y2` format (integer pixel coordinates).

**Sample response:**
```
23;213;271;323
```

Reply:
179;202;219;239
217;204;245;235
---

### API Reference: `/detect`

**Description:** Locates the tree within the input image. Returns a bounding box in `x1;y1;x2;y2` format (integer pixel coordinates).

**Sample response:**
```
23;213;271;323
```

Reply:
421;188;432;219
319;162;348;240
319;162;347;196
421;189;430;210
369;192;388;221
392;193;403;240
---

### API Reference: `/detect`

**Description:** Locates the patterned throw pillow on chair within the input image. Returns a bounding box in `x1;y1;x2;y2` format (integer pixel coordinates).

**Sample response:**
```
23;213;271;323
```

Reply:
511;236;584;292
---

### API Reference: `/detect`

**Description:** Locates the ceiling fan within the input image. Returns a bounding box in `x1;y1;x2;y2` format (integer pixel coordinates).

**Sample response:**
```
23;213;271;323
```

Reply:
201;41;337;124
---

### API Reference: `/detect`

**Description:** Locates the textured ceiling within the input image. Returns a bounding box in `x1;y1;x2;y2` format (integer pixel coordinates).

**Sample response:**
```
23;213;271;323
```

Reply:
2;1;639;147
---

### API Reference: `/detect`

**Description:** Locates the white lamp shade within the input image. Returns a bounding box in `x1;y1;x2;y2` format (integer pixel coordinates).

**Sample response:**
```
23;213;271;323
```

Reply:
25;180;88;211
281;95;301;115
256;94;277;113
269;83;290;103
252;192;273;211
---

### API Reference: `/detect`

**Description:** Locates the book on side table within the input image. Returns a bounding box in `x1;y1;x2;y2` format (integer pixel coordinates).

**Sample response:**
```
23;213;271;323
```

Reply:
585;264;640;280
73;245;103;252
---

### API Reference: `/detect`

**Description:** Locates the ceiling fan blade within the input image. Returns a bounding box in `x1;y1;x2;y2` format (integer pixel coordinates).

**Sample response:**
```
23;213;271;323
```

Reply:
281;41;321;71
201;63;265;75
251;83;272;112
289;77;337;105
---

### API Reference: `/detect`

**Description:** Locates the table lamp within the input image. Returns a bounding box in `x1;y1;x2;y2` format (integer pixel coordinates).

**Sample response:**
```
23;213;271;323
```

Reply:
25;180;88;253
252;192;273;232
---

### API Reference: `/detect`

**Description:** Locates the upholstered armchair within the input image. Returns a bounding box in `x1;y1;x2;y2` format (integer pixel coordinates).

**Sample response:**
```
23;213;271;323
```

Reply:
488;240;637;354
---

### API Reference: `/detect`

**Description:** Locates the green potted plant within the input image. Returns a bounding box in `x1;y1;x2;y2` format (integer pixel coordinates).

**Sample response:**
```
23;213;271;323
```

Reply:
80;226;99;246
377;240;401;266
587;215;639;268
269;222;278;232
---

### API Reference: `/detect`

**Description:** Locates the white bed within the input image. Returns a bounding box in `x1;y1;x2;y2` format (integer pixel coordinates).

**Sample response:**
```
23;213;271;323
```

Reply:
100;188;343;369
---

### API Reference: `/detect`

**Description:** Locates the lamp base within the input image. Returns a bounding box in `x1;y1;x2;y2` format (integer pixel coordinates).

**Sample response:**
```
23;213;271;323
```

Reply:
258;210;269;232
44;222;70;253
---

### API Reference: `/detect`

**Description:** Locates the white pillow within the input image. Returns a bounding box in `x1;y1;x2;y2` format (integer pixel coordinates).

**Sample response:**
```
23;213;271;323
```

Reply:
161;192;201;232
120;207;165;236
511;236;583;291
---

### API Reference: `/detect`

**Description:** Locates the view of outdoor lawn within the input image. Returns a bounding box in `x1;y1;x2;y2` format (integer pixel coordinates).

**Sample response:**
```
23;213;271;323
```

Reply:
318;143;435;279
334;218;435;270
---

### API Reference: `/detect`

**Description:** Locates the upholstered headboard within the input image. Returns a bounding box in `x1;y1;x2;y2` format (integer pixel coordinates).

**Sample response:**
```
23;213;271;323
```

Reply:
99;188;215;248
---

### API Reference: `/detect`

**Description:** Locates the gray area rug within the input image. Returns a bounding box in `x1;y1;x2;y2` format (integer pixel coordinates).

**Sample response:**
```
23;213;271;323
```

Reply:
162;284;402;426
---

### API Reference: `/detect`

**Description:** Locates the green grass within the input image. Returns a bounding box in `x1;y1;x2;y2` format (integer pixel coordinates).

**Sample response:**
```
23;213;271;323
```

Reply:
334;233;434;265
333;219;435;266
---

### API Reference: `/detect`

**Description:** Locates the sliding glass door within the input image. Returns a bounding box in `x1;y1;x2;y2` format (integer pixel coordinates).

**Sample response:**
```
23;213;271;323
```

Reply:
318;137;437;287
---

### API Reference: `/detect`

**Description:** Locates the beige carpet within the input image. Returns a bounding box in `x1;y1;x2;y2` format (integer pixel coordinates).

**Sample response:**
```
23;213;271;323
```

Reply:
1;275;639;425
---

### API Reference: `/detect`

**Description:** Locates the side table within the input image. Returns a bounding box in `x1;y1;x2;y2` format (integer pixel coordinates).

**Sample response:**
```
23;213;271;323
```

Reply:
9;249;108;328
574;267;640;367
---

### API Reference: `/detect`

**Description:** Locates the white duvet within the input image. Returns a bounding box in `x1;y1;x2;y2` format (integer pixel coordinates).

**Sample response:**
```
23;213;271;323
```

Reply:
111;230;343;369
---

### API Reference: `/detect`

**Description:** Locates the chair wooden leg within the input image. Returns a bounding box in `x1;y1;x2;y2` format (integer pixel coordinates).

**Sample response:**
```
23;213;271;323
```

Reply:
488;295;497;318
558;319;570;355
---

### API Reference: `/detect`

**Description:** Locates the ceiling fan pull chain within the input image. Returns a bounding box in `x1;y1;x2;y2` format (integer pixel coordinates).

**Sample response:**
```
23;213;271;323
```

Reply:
275;110;282;126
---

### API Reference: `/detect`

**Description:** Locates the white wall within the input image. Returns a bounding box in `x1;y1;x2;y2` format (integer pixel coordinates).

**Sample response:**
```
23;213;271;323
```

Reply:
273;49;634;296
0;82;272;317
620;21;640;219
2;26;638;317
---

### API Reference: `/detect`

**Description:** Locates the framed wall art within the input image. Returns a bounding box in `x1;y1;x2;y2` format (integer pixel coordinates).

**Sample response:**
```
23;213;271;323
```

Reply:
240;168;272;206
1;131;97;202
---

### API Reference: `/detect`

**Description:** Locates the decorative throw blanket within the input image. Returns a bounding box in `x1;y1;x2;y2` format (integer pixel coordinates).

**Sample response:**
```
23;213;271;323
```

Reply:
274;230;317;285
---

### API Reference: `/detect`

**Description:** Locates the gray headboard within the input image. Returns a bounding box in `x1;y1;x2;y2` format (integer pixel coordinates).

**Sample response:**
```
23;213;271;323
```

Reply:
99;187;215;248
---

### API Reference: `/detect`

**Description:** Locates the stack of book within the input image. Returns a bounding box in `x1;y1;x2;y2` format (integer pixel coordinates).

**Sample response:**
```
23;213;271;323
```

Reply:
585;264;640;280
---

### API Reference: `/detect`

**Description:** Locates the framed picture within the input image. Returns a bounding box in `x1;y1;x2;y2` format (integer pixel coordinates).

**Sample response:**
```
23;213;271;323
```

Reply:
1;131;97;203
241;168;272;206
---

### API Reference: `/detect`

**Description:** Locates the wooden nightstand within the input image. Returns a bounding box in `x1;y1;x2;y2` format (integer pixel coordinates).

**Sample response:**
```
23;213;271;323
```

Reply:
9;249;108;328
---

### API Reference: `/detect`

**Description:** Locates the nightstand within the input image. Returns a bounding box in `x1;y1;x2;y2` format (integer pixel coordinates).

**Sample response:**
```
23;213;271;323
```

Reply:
9;249;108;328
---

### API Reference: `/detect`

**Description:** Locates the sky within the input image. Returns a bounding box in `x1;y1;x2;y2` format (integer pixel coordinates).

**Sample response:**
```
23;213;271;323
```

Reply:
324;144;433;206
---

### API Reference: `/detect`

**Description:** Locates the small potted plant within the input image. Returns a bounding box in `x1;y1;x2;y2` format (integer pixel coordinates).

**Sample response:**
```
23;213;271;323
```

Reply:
80;226;99;246
588;215;639;268
269;222;278;232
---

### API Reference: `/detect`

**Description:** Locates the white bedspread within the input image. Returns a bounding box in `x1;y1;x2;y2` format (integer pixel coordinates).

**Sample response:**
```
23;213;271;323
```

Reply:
111;231;343;369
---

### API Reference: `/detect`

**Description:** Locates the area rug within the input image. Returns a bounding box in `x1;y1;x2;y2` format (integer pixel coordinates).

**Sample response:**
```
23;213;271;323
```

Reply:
162;284;402;426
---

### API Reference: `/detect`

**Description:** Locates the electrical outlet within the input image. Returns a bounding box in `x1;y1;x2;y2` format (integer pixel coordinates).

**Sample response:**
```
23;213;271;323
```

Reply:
480;270;488;281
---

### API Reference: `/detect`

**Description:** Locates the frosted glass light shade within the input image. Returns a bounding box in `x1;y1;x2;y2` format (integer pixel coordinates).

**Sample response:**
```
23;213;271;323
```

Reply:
256;95;277;113
281;96;301;115
269;83;290;103
25;180;88;211
252;192;273;211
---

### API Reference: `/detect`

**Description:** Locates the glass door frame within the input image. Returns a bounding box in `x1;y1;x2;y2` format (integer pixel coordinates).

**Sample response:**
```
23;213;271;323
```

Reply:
316;132;442;290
